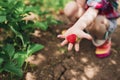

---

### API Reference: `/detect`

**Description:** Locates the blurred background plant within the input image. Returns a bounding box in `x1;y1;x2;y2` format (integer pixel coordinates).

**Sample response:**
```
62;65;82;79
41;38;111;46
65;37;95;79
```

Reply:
0;0;69;80
0;0;44;79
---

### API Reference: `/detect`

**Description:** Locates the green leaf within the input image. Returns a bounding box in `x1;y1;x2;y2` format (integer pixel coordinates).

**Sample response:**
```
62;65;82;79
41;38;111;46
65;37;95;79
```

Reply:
0;16;6;23
10;26;26;47
13;51;27;67
8;0;15;3
27;44;44;56
50;19;59;24
24;6;35;13
0;57;4;72
0;58;4;68
4;62;23;77
35;22;48;31
3;44;15;58
0;58;4;65
0;53;9;62
0;68;3;73
21;24;34;30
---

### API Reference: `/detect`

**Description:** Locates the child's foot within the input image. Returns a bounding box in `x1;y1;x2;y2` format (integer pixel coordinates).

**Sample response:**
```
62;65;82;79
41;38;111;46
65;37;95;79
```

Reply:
95;39;111;58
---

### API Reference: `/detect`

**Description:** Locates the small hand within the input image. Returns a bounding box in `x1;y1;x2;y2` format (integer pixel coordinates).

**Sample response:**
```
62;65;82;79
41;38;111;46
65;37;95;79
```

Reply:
57;27;92;52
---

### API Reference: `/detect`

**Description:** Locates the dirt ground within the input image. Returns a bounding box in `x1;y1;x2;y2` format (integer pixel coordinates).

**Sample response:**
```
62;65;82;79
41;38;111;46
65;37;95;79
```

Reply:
26;14;120;80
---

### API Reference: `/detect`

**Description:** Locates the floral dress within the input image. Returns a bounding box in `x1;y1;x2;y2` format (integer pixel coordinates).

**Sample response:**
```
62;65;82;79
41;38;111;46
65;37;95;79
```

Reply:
86;0;120;19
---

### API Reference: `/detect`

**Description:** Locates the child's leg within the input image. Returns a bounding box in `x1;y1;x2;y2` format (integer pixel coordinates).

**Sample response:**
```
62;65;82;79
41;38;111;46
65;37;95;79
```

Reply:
87;15;109;40
64;1;85;20
86;15;117;58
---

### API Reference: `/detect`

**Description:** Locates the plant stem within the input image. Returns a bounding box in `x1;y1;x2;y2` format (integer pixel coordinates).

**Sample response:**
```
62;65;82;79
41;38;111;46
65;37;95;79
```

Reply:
24;62;28;72
10;72;13;80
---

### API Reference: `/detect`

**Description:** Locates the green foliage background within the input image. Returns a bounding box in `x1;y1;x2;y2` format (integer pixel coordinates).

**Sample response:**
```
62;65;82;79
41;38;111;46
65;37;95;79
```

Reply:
0;0;69;80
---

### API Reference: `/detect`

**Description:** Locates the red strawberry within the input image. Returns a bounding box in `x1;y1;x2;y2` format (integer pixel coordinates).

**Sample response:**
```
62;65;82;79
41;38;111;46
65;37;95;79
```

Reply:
66;34;77;44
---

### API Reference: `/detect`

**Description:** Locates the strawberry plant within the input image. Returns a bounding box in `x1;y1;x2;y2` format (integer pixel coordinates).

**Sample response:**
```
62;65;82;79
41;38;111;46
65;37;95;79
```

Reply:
0;0;69;79
0;0;45;79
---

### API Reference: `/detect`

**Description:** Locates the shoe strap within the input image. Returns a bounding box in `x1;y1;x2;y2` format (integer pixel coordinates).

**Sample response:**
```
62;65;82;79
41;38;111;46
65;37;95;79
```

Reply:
104;31;111;40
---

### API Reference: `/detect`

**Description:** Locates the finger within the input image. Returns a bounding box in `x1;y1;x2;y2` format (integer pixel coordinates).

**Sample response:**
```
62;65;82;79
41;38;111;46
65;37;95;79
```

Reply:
61;40;68;46
82;33;92;40
74;40;80;52
57;34;65;38
68;43;73;51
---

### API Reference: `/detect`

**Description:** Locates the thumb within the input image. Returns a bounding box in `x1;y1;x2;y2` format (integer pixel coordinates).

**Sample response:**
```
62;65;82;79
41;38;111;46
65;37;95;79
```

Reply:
82;32;92;40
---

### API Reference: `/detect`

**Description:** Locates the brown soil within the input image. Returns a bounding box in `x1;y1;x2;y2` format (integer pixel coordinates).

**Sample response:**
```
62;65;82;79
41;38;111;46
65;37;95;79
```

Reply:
27;15;120;80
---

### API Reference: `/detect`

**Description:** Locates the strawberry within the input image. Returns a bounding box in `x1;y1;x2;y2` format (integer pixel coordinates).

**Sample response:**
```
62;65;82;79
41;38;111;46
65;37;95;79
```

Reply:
66;34;77;44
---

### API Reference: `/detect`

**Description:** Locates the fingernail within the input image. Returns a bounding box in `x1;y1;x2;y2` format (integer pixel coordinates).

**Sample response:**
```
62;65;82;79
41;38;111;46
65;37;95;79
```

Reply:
57;35;60;38
76;49;79;52
61;43;64;46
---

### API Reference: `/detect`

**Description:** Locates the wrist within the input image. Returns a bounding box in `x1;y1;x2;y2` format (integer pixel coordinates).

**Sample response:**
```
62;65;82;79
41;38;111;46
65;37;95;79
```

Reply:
73;22;87;30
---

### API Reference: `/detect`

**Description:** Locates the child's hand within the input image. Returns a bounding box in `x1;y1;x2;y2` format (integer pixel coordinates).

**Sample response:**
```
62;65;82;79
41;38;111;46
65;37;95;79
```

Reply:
57;26;92;52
